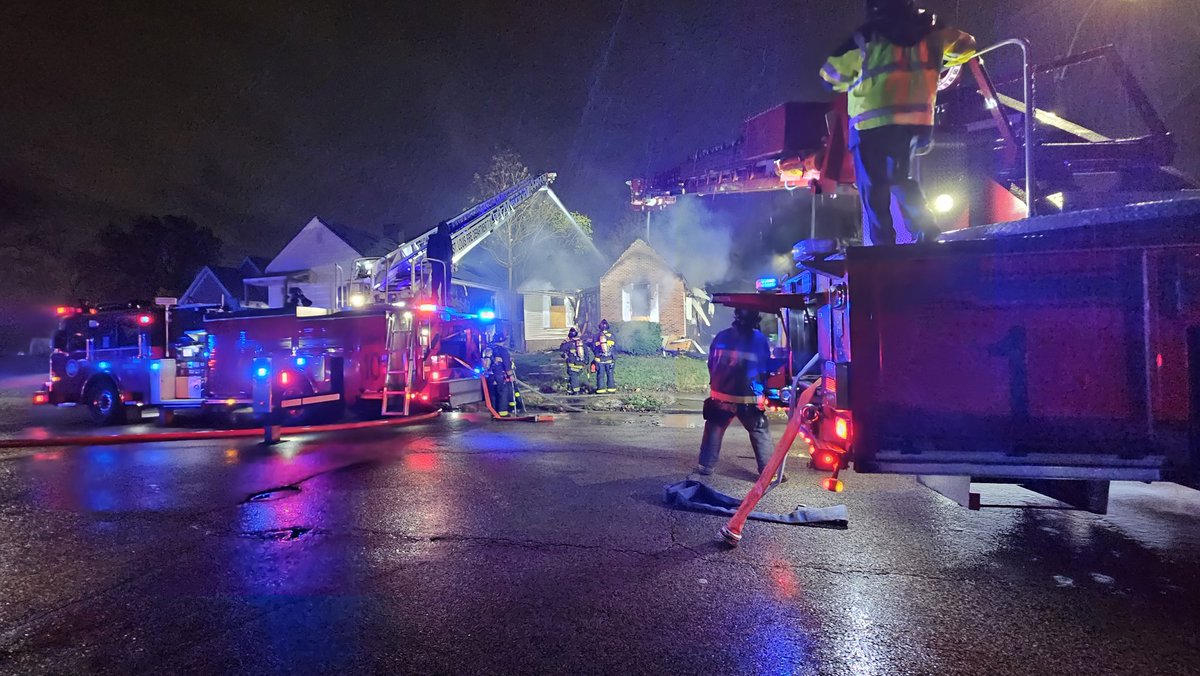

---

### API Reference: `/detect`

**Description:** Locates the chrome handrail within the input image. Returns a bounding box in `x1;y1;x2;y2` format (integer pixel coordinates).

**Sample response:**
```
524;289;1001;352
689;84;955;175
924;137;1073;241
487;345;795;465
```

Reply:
973;38;1036;216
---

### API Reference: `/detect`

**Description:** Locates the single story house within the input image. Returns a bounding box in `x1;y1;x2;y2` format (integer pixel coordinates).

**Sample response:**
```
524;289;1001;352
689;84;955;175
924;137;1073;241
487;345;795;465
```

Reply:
179;257;269;310
243;217;399;310
588;239;712;344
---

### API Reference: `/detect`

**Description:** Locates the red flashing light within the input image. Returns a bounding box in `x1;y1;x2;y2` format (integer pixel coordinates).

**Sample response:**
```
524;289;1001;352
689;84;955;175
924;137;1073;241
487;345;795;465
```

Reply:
279;372;290;385
815;451;839;469
55;306;74;316
420;394;429;401
32;392;48;405
418;303;438;313
835;416;850;441
430;371;442;381
822;477;845;493
138;314;153;325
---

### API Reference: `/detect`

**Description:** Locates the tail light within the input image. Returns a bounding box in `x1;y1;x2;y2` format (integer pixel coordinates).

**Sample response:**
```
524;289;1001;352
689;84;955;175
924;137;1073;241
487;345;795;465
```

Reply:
279;372;290;385
834;415;850;441
32;392;49;405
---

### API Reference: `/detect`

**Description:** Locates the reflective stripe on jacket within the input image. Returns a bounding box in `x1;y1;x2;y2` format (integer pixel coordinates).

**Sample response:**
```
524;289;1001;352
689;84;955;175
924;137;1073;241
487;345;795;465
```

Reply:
707;328;772;405
819;12;975;136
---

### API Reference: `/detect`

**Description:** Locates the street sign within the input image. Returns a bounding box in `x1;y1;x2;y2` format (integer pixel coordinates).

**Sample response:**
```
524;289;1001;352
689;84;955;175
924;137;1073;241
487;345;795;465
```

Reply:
155;297;178;307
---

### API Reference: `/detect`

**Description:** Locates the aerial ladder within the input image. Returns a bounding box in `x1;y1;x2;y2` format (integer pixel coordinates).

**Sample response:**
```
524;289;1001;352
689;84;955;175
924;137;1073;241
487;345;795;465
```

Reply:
349;172;564;415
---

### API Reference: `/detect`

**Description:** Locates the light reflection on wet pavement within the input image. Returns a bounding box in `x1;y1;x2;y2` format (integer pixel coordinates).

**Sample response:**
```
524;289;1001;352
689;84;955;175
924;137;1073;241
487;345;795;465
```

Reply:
0;412;1197;674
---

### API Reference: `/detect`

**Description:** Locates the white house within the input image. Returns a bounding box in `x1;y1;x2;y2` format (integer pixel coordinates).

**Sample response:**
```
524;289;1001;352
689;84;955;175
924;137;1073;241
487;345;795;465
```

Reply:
243;217;398;310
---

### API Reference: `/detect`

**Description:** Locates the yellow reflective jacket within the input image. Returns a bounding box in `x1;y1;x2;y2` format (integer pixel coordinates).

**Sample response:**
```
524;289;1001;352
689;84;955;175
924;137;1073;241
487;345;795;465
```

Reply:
820;11;975;137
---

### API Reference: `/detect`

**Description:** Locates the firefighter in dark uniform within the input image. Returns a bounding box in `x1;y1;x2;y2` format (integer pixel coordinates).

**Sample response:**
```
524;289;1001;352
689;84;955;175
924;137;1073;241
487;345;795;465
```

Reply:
559;327;588;395
427;221;454;304
695;308;774;476
592;319;616;394
488;330;518;416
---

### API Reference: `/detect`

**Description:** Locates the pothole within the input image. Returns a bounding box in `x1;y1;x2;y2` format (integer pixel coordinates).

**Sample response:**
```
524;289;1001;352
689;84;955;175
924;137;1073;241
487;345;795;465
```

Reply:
243;486;301;503
240;527;313;541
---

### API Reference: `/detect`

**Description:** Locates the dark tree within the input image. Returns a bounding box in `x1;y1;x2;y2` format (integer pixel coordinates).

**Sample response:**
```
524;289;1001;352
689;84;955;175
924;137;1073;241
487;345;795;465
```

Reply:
78;215;222;300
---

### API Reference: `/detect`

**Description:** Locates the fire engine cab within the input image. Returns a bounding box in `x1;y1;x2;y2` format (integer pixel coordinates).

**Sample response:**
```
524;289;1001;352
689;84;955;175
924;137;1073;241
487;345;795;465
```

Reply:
35;303;208;425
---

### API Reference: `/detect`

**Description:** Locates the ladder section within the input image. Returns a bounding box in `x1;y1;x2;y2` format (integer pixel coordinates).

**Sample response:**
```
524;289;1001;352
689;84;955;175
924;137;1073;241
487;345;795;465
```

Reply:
381;310;414;416
371;172;557;295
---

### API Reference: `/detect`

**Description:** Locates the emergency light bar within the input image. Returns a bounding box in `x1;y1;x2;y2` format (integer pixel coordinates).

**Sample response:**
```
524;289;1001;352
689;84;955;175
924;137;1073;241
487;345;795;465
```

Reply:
418;303;438;313
477;310;496;321
756;277;779;292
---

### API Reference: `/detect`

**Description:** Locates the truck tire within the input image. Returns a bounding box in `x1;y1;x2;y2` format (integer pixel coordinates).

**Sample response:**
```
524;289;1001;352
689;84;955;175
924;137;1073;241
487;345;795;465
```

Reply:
86;379;128;426
276;382;317;426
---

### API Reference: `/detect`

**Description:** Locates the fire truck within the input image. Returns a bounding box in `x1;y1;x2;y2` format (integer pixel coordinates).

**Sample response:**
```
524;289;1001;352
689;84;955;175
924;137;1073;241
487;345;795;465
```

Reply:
635;41;1200;511
34;302;210;424
198;173;561;422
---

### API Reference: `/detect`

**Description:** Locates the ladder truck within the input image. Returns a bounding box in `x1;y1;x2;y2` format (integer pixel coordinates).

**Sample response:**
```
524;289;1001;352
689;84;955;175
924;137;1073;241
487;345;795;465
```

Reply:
635;41;1200;512
201;173;562;422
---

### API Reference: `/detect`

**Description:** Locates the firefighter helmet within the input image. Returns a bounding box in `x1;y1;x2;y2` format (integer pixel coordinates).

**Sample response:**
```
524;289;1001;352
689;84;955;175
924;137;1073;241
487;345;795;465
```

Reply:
492;331;507;345
598;319;610;332
732;307;761;330
568;327;579;339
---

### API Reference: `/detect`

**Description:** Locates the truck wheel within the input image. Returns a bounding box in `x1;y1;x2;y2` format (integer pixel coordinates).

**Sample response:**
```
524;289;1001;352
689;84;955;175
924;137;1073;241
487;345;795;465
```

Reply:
86;380;127;426
276;385;316;426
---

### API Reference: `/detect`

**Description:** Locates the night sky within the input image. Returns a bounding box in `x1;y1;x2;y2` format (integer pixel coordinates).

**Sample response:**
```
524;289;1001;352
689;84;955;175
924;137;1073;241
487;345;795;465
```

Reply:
3;0;1198;260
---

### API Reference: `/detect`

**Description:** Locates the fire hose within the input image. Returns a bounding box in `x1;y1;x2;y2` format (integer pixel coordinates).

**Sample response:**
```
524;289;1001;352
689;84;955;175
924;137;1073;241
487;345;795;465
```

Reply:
0;411;441;449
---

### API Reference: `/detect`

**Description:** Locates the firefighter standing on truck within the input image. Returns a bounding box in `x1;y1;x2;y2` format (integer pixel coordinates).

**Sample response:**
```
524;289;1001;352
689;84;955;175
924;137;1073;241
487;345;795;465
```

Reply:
695;308;773;477
560;327;588;395
819;0;975;245
488;330;518;416
592;319;616;394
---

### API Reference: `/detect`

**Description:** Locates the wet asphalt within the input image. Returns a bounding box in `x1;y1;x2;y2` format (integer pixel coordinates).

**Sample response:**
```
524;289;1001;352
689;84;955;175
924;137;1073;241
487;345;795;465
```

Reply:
0;411;1198;675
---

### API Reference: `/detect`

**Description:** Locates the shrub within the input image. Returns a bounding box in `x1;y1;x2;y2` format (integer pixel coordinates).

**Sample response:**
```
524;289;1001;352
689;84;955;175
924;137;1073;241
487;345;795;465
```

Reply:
611;321;663;356
620;393;665;412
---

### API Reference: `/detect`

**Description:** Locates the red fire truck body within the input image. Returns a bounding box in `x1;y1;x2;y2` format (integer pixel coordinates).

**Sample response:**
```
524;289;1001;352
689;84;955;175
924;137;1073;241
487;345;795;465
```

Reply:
203;304;489;420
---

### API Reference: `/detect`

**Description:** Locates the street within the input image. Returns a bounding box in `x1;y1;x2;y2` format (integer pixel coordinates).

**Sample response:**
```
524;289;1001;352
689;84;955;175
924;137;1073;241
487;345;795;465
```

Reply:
1;413;1198;675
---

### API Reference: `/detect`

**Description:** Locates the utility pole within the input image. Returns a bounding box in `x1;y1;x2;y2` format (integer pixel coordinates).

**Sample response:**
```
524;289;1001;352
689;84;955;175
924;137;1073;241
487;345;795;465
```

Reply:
644;210;651;244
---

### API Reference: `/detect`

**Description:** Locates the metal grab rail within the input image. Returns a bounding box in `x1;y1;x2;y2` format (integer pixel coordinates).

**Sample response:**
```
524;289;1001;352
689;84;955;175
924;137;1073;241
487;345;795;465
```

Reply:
971;38;1036;216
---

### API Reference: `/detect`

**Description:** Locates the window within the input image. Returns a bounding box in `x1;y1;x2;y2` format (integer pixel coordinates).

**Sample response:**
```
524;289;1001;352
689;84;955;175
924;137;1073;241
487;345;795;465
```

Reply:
630;284;652;320
625;284;659;323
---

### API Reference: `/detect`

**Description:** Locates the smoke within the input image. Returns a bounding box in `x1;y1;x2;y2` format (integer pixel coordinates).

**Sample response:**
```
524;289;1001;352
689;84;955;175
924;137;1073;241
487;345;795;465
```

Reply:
650;198;734;288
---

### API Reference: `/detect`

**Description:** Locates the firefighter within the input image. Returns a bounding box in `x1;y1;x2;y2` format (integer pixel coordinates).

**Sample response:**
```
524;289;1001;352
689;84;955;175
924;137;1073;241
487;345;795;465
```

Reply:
488;330;518;416
819;0;976;245
695;308;773;477
592;319;616;394
559;327;587;395
427;221;453;305
285;287;313;308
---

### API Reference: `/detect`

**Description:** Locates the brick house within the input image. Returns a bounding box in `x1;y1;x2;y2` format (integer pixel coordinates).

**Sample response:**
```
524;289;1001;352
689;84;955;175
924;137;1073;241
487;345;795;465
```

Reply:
594;240;691;341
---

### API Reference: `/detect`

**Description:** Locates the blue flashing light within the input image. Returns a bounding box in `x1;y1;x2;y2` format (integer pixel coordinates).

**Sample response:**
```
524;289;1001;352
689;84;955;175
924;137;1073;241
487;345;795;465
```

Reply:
756;277;779;292
473;367;483;376
478;309;496;321
150;362;161;371
295;357;307;366
97;361;111;370
255;367;269;378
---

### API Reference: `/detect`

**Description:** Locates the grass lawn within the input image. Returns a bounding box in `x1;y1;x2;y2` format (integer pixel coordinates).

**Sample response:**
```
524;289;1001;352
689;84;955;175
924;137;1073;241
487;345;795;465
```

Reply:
514;351;708;394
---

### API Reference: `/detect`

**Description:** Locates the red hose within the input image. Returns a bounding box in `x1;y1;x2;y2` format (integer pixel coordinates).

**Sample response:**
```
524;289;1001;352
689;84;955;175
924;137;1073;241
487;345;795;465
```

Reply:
0;411;441;449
